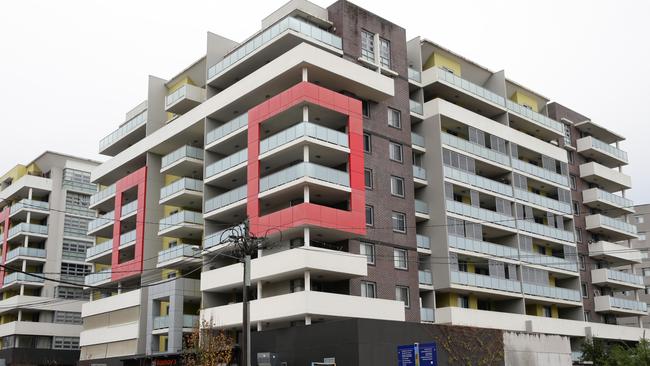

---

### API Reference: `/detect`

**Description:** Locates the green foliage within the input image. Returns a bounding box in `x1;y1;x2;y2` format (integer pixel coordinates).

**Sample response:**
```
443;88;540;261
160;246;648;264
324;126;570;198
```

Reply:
581;338;650;366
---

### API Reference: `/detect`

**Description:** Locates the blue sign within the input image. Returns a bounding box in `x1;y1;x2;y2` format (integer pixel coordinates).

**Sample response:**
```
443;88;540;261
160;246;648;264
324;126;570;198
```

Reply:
397;342;437;366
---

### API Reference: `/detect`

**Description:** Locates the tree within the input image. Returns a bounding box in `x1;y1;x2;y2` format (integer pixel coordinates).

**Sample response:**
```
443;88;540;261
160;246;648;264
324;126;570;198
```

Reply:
182;318;235;366
581;338;650;366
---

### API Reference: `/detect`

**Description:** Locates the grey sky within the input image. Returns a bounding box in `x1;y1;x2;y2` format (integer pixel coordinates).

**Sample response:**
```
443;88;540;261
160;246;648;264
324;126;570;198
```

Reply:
1;0;648;204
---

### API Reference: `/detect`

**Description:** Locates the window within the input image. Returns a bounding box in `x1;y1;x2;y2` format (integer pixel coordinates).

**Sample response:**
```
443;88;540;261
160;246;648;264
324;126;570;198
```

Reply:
63;215;92;237
394;248;408;269
60;262;91;279
362;100;370;118
389;142;403;163
575;228;583;243
390;176;405;197
290;279;304;292
395;286;410;307
63;168;92;185
458;260;468;273
392;211;406;233
567;151;574;164
379;37;391;68
360;242;375;265
365;205;374;226
569;175;577;190
637;216;645;224
579;255;586;271
542;306;552;318
643;268;650;277
55;286;86;300
363;133;371;152
54;311;82;325
458;295;469;308
564;124;572;146
388;108;401;129
584;312;591;322
62;239;92;261
361;281;376;298
361;30;375;62
645;286;650;295
639;233;647;241
66;191;90;209
364;169;373;189
53;337;79;350
572;201;580;215
581;282;588;298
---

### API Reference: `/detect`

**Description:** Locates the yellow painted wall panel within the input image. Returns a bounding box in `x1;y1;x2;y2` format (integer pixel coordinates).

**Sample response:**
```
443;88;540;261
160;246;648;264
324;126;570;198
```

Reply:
423;53;462;76
510;91;539;112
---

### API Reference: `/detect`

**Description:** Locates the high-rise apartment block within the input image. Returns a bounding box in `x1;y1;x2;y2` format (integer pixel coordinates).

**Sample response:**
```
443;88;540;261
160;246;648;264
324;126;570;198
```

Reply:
76;1;646;365
0;152;99;365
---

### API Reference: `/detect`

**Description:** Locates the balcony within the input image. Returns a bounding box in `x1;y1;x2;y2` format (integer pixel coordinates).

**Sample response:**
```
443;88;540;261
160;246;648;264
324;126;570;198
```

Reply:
415;200;430;221
158;210;203;239
121;200;138;219
207;16;342;89
444;166;512;197
259;162;349;198
579;162;631;192
441;132;510;167
582;188;634;216
201;291;404;329
589;240;642;265
522;283;581;303
2;272;44;288
99;110;147;156
86;240;114;263
416;234;430;251
204;149;248;187
519;251;578;273
4;247;46;264
160;146;203;177
505;100;564;141
84;269;112;287
420;307;434;323
87;211;114;236
513;188;571;214
157;244;202;269
447;235;518;261
411;132;426;152
594;295;647;316
409;100;423;116
205;114;248;153
7;223;48;242
517;220;575;243
511;159;568;187
576;136;628;168
159;178;203;210
422;67;506;119
120;230;137;247
408;68;421;83
585;214;637;241
259;122;349;157
9;199;49;221
446;200;516;230
591;268;644;291
203;185;247;221
450;271;521;295
164;84;206;115
419;270;433;289
201;247;367;292
413;166;427;187
89;183;116;210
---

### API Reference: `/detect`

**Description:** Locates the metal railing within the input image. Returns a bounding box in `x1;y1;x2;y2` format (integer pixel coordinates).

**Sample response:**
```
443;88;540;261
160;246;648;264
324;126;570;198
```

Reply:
159;211;203;232
99;111;147;151
88;211;114;233
413;166;427;180
411;132;425;149
444;166;512;197
160;178;203;200
518;220;575;243
161;146;203;170
420;308;434;322
450;271;521;293
3;272;44;285
592;188;634;209
121;200;138;217
157;244;201;264
120;230;137;246
595;214;638;236
409;100;423;115
259;162;349;192
90;183;116;206
448;235;519;261
608;296;648;312
586;137;628;162
606;269;643;286
206;114;248;146
86;240;113;259
5;247;46;261
8;223;48;238
419;270;433;285
10;199;49;215
85;269;111;286
415;199;429;215
441;132;511;166
513;188;572;214
519;250;578;272
204;224;245;249
511;159;568;186
207;16;342;80
416;234;430;250
522;283;581;302
205;149;248;179
204;185;248;213
165;85;187;107
446;200;516;229
260;122;348;154
408;68;421;83
506;100;563;134
433;67;505;106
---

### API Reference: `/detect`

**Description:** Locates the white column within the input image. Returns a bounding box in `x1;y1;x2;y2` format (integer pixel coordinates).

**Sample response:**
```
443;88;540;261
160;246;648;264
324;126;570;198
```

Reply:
257;281;263;331
304;227;310;247
302;67;308;82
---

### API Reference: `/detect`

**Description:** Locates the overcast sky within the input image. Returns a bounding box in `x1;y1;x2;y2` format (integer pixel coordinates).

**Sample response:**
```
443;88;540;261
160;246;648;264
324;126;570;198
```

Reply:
1;0;648;204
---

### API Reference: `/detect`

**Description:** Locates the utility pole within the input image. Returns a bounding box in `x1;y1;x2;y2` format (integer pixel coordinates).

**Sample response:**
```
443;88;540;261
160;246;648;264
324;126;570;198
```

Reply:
242;253;251;366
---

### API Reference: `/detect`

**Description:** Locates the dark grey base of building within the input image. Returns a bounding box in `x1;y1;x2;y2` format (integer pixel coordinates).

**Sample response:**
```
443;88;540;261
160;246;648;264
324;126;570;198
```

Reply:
0;348;79;366
78;353;182;366
251;318;504;366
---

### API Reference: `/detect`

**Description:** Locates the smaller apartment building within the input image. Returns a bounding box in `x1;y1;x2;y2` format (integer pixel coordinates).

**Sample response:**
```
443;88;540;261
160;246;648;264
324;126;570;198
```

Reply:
619;204;650;328
0;152;99;365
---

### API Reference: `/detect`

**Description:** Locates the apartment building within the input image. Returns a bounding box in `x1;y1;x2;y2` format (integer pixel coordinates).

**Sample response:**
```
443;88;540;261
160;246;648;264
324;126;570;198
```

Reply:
0;152;99;365
78;1;646;365
619;204;650;328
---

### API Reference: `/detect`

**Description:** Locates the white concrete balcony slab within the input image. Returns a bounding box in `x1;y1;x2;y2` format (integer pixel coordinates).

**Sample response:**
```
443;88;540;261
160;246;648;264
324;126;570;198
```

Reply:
585;214;637;241
159;178;203;210
87;211;114;237
522;283;581;305
204;149;248;188
2;272;44;289
81;289;141;318
588;240;642;265
0;321;81;338
7;223;48;243
579;162;631;193
577;136;628;168
205;114;248;154
0;175;51;203
415;199;430;221
89;183;116;210
591;268;644;291
4;247;46;265
203;185;248;222
156;244;202;269
201;291;404;328
165;84;206;114
258;162;350;200
98;109;147;156
202;247;367;292
450;270;522;297
594;295;647;316
9;199;49;221
79;322;139;347
158;210;203;239
582;188;634;216
160;145;204;177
